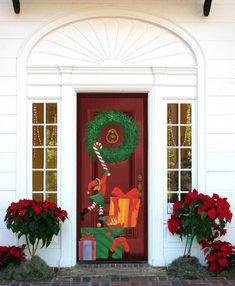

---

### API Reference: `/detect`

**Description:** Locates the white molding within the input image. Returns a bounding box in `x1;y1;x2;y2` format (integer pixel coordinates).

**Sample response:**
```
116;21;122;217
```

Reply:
16;11;206;266
27;66;197;75
27;17;196;68
148;86;166;266
59;86;77;267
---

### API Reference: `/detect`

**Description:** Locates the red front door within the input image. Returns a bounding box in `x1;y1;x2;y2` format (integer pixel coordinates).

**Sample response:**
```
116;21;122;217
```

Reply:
77;93;147;261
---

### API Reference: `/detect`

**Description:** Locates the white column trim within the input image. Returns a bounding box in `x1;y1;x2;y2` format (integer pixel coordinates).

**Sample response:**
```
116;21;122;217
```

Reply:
59;84;77;267
148;86;166;266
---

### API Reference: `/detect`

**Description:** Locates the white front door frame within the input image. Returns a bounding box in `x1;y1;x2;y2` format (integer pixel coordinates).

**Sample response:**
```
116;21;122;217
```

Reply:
58;68;165;266
51;67;196;266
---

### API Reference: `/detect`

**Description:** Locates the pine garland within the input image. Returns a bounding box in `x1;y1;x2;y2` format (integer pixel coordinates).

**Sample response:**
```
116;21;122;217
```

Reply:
85;111;140;163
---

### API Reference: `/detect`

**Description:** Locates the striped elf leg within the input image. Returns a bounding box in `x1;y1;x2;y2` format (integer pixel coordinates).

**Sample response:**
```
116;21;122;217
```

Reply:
87;202;97;212
98;205;104;216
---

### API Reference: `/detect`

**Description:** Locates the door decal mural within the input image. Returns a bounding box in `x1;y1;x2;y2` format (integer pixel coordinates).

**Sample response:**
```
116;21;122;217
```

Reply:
78;95;147;261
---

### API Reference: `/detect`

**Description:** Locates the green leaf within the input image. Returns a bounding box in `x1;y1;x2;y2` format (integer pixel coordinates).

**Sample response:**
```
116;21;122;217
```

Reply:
41;237;46;248
29;234;36;245
200;211;207;220
29;221;36;232
182;219;190;229
46;237;52;248
20;223;28;234
18;233;24;239
220;220;226;229
49;225;58;235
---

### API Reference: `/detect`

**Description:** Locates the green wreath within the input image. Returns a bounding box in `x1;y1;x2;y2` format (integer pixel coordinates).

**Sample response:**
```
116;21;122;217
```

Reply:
85;111;140;163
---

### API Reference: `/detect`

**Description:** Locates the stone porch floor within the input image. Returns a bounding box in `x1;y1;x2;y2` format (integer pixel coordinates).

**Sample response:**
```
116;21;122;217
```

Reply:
1;263;235;286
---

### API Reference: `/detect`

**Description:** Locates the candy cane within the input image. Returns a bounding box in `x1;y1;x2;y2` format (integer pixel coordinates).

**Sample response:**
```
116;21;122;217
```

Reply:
93;142;111;176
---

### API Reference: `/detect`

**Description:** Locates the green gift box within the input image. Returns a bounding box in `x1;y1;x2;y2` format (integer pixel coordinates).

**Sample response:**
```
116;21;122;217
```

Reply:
80;227;122;259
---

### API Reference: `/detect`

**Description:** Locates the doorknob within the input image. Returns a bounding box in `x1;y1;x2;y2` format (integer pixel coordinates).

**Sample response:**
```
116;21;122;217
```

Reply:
137;183;143;192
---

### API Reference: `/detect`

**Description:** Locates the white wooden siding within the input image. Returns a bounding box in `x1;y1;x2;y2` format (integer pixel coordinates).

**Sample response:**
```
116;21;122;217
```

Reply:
207;172;235;191
0;173;16;190
0;78;16;95
0;59;16;76
207;60;235;78
0;22;42;39
0;39;24;58
0;153;16;172
0;0;235;266
208;153;235;171
208;97;235;115
0;134;16;152
0;115;16;134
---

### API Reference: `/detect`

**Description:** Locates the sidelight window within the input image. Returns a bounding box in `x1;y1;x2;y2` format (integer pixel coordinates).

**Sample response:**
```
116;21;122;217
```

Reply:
32;103;58;203
167;103;194;213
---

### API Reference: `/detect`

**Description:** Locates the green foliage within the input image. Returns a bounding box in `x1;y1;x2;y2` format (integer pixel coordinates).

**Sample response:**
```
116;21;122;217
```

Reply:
167;256;209;279
0;256;54;282
85;111;140;163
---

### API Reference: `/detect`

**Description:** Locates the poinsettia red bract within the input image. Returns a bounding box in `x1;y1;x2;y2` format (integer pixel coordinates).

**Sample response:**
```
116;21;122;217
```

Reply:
0;245;25;269
5;199;68;257
167;189;233;266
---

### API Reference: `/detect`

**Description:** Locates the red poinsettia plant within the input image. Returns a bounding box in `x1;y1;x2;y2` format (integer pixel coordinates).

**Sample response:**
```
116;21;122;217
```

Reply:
5;199;68;257
0;245;26;269
201;240;235;272
168;189;232;257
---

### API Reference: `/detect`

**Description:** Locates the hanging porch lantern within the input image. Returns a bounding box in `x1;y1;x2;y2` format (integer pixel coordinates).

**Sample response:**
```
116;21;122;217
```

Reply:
12;0;20;14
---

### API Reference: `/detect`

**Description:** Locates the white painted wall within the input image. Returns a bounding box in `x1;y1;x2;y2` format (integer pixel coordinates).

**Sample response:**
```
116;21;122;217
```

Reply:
0;0;235;266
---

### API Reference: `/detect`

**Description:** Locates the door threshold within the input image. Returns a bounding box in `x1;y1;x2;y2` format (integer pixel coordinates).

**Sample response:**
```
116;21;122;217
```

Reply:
77;260;148;265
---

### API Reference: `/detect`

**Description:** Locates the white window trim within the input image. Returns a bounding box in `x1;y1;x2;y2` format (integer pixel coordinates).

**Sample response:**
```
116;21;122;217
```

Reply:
28;100;61;204
164;100;197;219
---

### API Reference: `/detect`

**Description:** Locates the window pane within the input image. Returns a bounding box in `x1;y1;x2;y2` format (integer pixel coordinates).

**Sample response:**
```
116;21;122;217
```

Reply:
167;103;193;213
167;126;178;146
167;148;178;169
181;126;191;146
168;193;178;203
167;104;178;124
32;126;44;146
45;193;57;203
46;126;57;146
181;193;188;202
167;171;178;192
32;171;43;192
181;148;192;169
46;171;57;192
32;102;58;203
181;104;191;124
32;148;44;169
33;103;44;124
181;171;192;192
46;103;57;124
33;193;43;202
46;148;57;169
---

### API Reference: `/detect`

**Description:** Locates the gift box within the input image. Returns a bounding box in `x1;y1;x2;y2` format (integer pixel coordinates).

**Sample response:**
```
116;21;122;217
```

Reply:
109;187;140;227
80;227;122;259
79;233;96;261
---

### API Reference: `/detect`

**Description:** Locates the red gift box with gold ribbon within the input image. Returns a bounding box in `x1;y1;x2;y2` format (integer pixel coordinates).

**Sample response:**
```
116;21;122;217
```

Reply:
109;187;140;227
79;233;96;260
